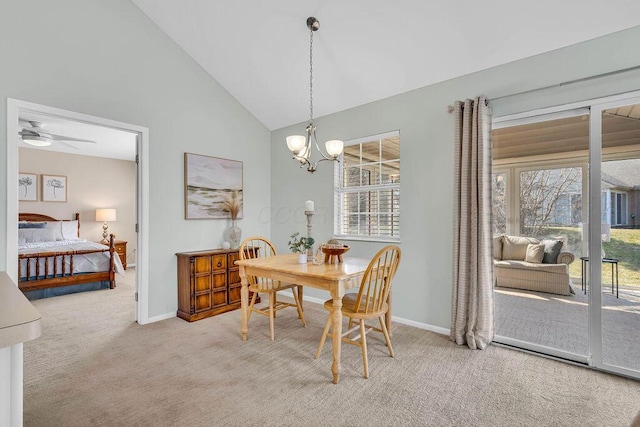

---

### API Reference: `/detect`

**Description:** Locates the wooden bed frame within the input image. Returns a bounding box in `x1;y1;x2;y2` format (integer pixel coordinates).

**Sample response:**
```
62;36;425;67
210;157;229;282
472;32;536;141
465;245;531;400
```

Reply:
18;213;116;292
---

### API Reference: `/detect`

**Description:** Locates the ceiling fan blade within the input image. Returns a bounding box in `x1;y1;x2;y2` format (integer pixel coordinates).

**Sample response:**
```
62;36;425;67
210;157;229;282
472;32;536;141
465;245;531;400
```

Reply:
47;134;97;144
57;141;80;150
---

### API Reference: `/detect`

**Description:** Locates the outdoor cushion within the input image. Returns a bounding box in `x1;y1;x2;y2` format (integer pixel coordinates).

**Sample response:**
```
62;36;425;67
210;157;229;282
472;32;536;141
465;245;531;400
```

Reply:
494;260;568;274
501;235;540;260
525;243;545;263
541;239;563;264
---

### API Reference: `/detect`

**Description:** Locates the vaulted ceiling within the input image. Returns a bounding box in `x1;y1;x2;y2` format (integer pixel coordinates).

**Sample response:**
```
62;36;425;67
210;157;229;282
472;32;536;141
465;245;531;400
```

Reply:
130;0;640;130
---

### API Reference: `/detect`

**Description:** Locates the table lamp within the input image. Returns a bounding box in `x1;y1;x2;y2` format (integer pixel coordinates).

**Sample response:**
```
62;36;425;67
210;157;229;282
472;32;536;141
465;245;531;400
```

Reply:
96;208;117;244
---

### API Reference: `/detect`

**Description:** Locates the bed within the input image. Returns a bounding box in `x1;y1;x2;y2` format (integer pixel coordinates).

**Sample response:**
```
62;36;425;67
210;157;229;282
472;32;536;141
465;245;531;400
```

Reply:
18;213;125;297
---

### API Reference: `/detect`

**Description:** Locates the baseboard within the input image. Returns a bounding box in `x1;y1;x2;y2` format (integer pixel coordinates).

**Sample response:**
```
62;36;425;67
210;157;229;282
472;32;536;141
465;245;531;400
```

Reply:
300;294;451;336
146;312;175;323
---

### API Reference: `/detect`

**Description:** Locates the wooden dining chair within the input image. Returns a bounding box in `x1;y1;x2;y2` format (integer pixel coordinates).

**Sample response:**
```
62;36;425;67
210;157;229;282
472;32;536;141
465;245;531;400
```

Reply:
315;245;401;379
239;236;306;341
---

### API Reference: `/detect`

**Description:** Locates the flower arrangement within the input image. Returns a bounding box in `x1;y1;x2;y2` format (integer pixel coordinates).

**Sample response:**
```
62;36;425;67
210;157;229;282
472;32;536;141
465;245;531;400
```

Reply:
222;190;241;220
288;232;315;253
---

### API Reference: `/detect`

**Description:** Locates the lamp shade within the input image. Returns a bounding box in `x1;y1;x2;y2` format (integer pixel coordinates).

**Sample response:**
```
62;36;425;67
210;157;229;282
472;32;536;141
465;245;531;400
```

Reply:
325;139;344;157
96;208;117;222
286;135;306;153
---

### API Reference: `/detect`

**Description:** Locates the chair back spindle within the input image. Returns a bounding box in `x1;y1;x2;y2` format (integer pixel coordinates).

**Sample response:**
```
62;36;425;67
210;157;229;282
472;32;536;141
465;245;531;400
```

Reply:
353;246;401;315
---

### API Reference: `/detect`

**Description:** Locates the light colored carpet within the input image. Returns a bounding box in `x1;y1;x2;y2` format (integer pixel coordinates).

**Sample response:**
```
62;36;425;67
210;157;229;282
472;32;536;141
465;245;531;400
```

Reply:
24;270;640;426
495;282;640;371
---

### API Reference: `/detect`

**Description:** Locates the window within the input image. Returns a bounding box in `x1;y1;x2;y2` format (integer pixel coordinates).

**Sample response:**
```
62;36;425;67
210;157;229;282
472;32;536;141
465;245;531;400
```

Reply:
611;191;628;225
334;131;400;241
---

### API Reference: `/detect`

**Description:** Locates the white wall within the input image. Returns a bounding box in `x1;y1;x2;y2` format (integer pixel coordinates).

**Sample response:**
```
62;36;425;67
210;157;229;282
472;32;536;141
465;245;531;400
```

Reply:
19;148;137;260
0;0;271;319
270;26;640;330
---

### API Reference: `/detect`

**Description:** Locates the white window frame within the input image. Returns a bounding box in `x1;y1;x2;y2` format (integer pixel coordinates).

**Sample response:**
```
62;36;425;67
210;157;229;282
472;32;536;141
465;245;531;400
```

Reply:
333;130;400;242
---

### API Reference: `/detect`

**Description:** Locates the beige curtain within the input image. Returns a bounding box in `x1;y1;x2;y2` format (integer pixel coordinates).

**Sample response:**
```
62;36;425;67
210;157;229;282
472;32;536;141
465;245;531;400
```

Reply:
450;96;494;350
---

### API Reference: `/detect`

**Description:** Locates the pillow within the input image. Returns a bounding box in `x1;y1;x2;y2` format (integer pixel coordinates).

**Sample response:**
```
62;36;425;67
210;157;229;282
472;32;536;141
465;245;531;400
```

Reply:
524;243;545;263
45;221;64;241
541;239;563;264
18;221;47;229
18;228;56;245
61;220;79;240
502;235;540;260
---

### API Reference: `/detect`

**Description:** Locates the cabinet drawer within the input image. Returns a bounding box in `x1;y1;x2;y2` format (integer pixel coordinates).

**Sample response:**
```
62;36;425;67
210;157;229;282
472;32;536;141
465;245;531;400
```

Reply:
212;255;226;271
194;275;211;292
228;269;240;285
228;252;241;264
212;272;226;289
195;293;211;312
228;286;241;304
193;256;212;273
212;289;227;308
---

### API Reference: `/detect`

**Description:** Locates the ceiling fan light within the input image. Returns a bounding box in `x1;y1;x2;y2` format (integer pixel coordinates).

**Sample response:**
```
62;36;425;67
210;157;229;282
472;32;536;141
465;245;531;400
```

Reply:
286;135;306;153
22;136;52;147
325;140;344;157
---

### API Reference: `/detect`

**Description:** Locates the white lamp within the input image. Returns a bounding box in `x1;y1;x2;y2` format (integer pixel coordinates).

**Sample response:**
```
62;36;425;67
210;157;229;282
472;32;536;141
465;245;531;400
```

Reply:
96;208;117;244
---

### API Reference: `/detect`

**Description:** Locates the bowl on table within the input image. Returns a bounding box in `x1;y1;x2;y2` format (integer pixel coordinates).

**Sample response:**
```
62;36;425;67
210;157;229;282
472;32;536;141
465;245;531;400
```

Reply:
321;243;350;263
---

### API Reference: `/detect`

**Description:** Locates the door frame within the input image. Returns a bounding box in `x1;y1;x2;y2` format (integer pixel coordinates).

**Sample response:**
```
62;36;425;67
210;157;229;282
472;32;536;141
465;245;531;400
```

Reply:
6;98;150;324
492;89;640;378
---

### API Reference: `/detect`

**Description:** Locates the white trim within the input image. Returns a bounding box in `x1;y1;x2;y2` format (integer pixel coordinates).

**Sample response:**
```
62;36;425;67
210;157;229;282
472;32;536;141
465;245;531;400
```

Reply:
300;294;450;336
493;88;640;125
492;108;589;129
343;130;400;147
147;312;176;323
494;336;590;364
6;98;150;325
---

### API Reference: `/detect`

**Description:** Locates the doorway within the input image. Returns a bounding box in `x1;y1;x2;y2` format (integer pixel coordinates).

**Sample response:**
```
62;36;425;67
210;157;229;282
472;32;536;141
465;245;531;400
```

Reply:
6;98;150;324
492;91;640;379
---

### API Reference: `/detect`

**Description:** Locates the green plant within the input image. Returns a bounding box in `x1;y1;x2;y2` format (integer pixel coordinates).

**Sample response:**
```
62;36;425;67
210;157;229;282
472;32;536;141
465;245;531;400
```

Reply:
288;232;315;253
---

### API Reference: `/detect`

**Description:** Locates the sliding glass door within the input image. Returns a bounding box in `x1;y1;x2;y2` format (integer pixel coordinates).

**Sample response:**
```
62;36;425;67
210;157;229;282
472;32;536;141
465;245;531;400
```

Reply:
492;92;640;379
592;99;640;377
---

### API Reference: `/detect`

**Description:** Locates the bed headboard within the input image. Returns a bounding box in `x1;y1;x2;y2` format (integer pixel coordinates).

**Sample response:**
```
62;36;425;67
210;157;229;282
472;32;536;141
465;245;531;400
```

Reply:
19;212;80;237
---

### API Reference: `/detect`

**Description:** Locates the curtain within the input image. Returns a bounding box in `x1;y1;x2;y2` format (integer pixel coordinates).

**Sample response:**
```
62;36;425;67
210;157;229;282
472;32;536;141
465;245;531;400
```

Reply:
450;95;494;350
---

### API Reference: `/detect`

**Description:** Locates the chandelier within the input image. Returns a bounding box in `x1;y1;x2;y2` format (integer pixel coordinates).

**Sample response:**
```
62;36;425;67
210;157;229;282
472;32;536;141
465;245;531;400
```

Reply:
286;17;343;173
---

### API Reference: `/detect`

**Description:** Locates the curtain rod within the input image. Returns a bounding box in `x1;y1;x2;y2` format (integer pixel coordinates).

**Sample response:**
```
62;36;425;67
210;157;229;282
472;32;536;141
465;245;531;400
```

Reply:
447;64;640;113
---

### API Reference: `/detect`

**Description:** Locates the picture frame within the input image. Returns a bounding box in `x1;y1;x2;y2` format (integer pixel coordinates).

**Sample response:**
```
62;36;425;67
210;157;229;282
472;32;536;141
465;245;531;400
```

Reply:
42;174;67;202
18;173;37;201
184;153;243;219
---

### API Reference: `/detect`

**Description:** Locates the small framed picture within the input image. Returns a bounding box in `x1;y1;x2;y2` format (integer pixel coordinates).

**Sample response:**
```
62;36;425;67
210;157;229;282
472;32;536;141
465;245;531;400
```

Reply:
18;173;37;201
42;174;67;202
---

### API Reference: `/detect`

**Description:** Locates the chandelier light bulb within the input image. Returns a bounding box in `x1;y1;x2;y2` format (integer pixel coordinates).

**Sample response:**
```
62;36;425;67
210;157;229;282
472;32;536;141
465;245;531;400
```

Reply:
325;140;344;157
286;135;306;154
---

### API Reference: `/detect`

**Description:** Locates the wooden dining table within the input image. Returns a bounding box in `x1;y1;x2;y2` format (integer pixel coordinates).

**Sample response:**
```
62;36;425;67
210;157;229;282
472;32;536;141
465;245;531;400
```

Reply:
236;253;377;384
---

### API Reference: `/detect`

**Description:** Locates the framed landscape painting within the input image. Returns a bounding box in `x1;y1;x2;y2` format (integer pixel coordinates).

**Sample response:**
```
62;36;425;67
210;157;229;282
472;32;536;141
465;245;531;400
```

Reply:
18;173;37;201
42;174;67;202
184;153;243;219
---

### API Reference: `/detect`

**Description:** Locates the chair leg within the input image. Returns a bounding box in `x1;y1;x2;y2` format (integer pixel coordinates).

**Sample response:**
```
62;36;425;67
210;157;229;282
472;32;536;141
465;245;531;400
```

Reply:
291;286;306;327
379;316;394;358
269;293;275;341
360;319;369;379
315;314;332;359
247;291;258;324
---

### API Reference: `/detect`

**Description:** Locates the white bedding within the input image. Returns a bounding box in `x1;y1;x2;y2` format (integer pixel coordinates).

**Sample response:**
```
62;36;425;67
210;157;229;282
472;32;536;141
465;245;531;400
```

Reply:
19;239;125;279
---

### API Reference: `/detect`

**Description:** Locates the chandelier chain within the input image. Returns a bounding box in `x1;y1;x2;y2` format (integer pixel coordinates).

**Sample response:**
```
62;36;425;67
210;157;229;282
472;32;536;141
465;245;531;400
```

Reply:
309;28;314;124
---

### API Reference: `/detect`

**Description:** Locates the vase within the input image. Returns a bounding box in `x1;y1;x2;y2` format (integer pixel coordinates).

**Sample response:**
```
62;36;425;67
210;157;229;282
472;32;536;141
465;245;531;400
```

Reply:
226;220;242;249
297;253;307;264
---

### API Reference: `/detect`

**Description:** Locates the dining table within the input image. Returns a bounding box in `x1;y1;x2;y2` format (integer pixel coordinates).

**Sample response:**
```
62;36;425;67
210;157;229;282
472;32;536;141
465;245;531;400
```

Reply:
236;253;386;384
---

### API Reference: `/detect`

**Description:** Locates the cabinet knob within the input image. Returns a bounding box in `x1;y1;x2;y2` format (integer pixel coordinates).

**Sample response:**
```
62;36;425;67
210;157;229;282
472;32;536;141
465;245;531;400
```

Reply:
217;262;222;268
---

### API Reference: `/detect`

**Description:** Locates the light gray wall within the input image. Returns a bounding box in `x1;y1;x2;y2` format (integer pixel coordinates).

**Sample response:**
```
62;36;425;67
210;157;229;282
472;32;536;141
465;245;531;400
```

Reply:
0;0;271;318
271;26;640;329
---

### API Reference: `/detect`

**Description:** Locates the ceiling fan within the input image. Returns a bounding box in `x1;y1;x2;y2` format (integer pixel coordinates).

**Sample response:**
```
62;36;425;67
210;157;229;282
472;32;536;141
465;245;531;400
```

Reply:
19;121;96;148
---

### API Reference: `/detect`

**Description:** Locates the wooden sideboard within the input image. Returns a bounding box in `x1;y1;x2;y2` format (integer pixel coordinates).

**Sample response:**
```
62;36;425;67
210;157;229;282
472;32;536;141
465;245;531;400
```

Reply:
176;248;259;322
